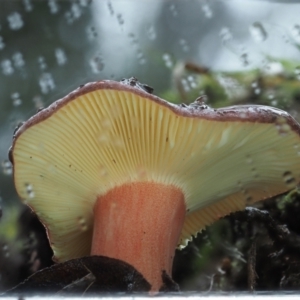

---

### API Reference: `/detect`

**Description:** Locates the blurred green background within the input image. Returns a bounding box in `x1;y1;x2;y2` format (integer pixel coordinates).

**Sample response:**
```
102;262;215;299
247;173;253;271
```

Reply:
1;0;300;293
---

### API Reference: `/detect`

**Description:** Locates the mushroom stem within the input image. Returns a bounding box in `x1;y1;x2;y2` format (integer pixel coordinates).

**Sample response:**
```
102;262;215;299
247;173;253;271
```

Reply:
91;182;186;292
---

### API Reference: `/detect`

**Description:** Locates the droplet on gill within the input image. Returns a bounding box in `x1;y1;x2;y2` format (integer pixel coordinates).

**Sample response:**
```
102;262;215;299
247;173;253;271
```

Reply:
78;216;88;232
275;116;291;136
25;183;35;198
99;165;108;177
251;167;258;179
113;137;125;149
282;171;297;189
245;155;253;164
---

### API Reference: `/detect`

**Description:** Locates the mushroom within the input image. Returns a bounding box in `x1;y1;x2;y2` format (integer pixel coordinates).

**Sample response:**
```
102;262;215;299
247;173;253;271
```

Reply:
10;78;300;292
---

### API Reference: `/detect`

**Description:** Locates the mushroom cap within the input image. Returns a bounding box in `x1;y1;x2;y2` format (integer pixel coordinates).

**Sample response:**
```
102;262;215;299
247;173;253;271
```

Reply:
11;79;300;262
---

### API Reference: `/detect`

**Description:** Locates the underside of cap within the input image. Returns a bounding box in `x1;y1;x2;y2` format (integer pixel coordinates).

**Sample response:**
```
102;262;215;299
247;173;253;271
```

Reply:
12;80;300;262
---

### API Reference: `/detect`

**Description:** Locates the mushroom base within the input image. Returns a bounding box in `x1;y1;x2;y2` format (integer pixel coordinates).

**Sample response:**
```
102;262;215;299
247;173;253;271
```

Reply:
91;182;186;292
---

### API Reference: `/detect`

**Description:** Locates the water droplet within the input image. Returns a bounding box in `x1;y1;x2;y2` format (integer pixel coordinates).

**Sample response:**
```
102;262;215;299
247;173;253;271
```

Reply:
38;56;47;70
201;3;213;18
263;61;283;75
25;183;35;198
107;0;114;15
47;164;57;174
137;167;147;180
251;81;258;88
1;59;14;75
295;66;300;80
254;88;261;95
137;50;146;65
98;134;109;144
2;160;12;175
291;24;300;43
282;171;297;189
187;75;197;88
2;244;10;258
79;0;90;6
117;14;124;26
100;118;111;129
11;92;22;106
179;39;189;52
240;53;249;66
271;99;278;106
219;27;232;44
113;137;124;149
169;4;178;17
70;3;82;19
162;53;173;68
99;165;108;177
246;107;255;114
181;78;190;92
65;11;74;24
12;52;25;68
48;0;59;14
245;195;253;204
128;32;138;45
33;95;44;110
86;26;98;39
7;12;24;30
0;36;5;50
275;117;291;136
251;167;258;179
249;22;267;42
23;0;33;12
90;55;104;73
39;73;55;94
55;48;67;66
147;26;156;40
246;155;253;164
78;217;88;232
241;188;253;205
267;93;277;106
